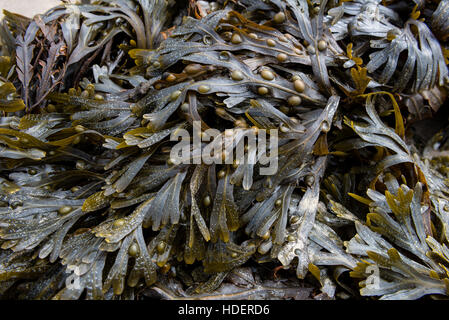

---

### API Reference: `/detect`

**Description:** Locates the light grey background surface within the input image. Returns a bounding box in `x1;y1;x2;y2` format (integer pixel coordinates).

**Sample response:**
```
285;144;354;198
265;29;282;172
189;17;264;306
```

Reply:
0;0;61;19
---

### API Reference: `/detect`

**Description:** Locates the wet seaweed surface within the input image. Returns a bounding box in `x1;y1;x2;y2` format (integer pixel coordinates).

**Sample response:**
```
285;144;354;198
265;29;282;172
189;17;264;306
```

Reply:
0;0;449;300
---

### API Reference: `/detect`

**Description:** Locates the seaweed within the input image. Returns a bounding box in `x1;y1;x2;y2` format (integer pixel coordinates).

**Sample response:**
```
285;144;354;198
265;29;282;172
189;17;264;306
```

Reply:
0;0;448;300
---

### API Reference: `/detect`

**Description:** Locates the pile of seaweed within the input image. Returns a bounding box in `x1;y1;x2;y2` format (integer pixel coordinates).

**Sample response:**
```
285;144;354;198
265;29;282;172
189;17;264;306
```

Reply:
0;0;449;300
